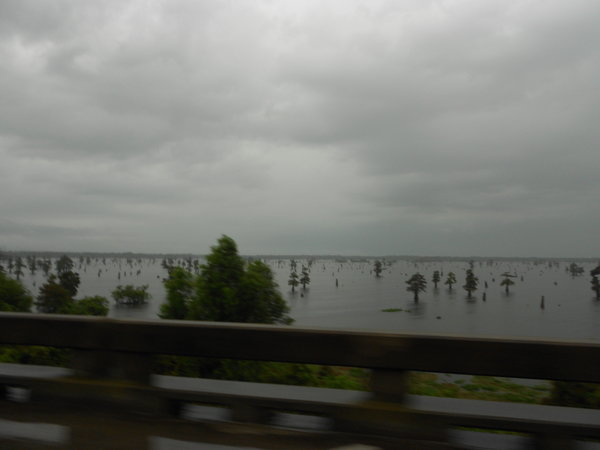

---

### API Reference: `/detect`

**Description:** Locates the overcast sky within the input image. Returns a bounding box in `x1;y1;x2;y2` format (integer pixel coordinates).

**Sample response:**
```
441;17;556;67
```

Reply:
1;0;600;257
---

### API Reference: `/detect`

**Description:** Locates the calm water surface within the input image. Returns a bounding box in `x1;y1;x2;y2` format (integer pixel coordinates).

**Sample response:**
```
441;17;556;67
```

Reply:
18;258;600;341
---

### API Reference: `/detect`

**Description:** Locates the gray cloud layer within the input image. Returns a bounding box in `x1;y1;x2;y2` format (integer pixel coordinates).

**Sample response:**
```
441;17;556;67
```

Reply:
1;0;599;257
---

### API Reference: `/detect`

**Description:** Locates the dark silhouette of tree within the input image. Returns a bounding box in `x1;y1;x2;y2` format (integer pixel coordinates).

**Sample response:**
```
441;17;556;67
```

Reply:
568;262;584;277
406;273;427;302
58;271;80;297
288;270;299;293
161;258;173;271
463;269;478;299
27;256;37;275
373;260;383;278
445;272;457;291
431;270;441;289
591;276;600;300
36;275;73;314
300;265;310;290
500;276;515;294
55;255;74;275
40;259;52;277
590;265;600;300
13;257;25;281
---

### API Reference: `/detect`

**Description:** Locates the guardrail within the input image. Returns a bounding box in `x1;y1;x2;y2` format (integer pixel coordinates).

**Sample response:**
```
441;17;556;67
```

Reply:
0;312;599;449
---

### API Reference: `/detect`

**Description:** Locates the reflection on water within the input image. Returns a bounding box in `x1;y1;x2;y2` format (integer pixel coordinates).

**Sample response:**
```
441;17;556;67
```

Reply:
407;300;426;318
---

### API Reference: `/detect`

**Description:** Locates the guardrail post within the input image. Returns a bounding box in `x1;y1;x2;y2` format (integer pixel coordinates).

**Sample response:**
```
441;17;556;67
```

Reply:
370;368;410;402
534;433;576;450
71;349;152;384
334;369;447;442
230;402;273;424
27;349;163;414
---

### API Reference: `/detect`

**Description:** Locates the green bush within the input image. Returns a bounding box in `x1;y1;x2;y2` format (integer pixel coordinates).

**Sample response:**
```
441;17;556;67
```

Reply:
112;284;150;305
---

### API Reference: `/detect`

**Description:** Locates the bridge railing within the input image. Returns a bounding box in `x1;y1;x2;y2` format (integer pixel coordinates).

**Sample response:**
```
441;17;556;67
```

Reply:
0;312;599;447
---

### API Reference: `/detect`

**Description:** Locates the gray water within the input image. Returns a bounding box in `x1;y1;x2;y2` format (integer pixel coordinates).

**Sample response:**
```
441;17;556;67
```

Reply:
17;258;600;341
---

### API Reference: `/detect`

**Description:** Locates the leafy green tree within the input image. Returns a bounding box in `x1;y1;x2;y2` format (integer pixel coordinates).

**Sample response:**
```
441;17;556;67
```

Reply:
373;260;383;278
463;269;478;299
188;236;245;321
112;284;150;305
406;273;427;302
158;237;372;388
237;261;292;325
445;272;457;291
71;296;109;316
58;270;81;297
184;235;291;325
288;270;299;293
160;267;194;319
300;265;311;290
0;271;33;312
431;270;441;289
1;263;107;368
157;236;296;386
36;275;74;314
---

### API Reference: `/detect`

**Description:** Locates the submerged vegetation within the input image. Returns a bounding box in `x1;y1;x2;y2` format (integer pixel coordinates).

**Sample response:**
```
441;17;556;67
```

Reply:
463;269;479;299
406;272;427;302
112;284;150;305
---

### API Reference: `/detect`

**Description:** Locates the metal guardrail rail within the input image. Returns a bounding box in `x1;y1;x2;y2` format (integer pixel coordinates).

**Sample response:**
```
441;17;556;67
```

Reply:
0;312;599;449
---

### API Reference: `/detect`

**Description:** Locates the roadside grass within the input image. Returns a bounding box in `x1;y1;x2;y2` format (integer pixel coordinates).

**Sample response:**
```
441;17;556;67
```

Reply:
313;369;551;405
408;372;551;404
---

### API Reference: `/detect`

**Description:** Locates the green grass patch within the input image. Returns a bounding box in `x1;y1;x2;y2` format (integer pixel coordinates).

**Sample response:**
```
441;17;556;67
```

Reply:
408;373;551;404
